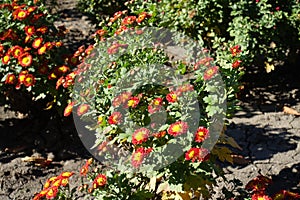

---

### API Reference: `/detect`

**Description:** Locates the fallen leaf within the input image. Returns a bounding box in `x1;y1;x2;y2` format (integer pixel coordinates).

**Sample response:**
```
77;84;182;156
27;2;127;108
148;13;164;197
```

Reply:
283;106;300;116
22;156;52;167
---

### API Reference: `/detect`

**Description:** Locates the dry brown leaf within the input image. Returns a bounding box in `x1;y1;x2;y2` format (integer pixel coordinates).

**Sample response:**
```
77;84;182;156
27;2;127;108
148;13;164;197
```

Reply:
283;106;300;116
22;156;52;167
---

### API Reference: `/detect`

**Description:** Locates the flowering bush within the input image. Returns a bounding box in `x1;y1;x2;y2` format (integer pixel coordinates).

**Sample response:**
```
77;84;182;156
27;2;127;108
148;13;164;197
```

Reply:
0;0;81;114
77;0;300;73
60;8;246;199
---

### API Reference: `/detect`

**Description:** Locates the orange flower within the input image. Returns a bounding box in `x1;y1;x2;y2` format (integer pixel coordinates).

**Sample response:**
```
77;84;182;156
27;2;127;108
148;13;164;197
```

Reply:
37;26;48;34
24;26;35;35
32;38;43;49
60;178;69;187
108;111;122;125
122;16;136;25
18;53;32;67
194;127;209;143
27;6;37;13
56;65;70;75
109;11;123;23
77;104;89;116
153;131;166;138
13;9;29;20
203;66;218;80
251;193;272;200
38;45;47;55
60;171;74;178
33;194;43;200
136;12;150;23
94;29;106;37
18;70;28;84
132;128;150;145
5;74;16;85
2;54;10;64
64;102;74;117
23;74;36;87
166;91;177;103
167;121;188;137
11;46;24;58
93;174;107;189
45;186;58;199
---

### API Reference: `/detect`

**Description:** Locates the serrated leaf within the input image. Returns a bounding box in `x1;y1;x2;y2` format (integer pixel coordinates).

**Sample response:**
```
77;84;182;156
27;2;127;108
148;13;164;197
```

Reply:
212;146;233;164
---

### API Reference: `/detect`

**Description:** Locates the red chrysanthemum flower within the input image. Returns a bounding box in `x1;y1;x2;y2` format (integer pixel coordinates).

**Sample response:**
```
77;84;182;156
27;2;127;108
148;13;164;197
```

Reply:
63;102;74;117
11;46;24;58
132;128;150;145
18;53;33;67
93;174;107;189
166;91;178;103
185;147;209;162
45;186;58;199
148;97;163;114
18;70;28;84
112;91;132;107
232;60;242;69
131;147;146;168
5;74;16;85
24;26;35;35
203;66;218;80
108;111;122;125
126;96;140;108
23;74;36;87
37;26;48;34
194;127;209;143
136;12;151;23
2;54;10;64
32;38;43;49
27;6;37;13
167;121;188;137
245;175;272;192
194;57;214;69
110;11;123;23
230;45;242;57
114;25;128;35
13;9;29;20
77;104;89;116
251;193;272;200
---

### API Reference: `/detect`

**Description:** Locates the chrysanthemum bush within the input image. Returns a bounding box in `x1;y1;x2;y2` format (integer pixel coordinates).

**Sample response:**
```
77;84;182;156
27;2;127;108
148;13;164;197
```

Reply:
54;11;247;199
0;0;87;114
80;0;300;72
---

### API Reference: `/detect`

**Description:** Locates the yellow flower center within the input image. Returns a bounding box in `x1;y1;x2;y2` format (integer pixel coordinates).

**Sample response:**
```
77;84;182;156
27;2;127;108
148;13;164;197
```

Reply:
188;151;195;158
18;11;26;18
133;152;143;162
135;131;145;141
22;57;30;65
172;124;182;132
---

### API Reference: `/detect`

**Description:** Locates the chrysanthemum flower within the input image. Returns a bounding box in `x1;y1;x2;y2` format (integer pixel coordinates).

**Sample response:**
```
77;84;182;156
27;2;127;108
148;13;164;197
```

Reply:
24;26;35;35
166;91;178;103
37;26;48;34
194;57;214;69
11;46;24;58
177;84;194;93
13;9;29;20
2;54;10;64
185;147;209;162
93;174;107;189
18;70;28;84
131;147;146;168
167;121;188;137
32;38;43;49
27;6;37;13
63;102;74;117
126;96;140;108
5;74;16;85
112;91;132;107
77;104;89;116
23;74;36;87
153;131;166;138
122;16;136;25
148;97;163;114
194;127;209;143
232;60;242;69
132;128;150;145
38;45;47;55
45;186;58;199
109;11;123;23
18;52;33;67
230;45;242;57
251;193;272;200
203;66;218;80
136;12;150;23
108;111;122;125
